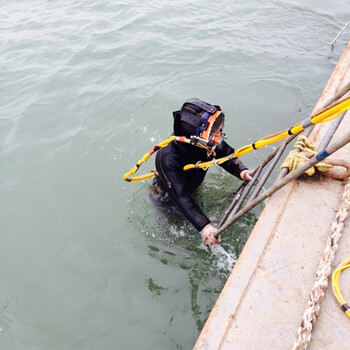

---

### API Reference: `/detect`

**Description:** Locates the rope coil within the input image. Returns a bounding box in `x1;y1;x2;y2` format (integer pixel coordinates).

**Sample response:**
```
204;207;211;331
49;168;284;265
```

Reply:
332;257;350;320
281;135;333;176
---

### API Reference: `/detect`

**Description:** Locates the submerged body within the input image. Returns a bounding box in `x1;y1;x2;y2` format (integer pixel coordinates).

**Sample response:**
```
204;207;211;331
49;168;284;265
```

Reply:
154;140;247;231
151;98;252;244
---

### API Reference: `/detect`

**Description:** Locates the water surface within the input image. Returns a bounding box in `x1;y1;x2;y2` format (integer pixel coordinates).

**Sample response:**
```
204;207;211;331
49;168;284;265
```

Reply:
1;1;349;349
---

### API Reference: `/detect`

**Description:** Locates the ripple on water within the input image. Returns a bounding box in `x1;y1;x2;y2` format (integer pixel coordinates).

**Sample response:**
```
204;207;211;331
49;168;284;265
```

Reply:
0;1;348;349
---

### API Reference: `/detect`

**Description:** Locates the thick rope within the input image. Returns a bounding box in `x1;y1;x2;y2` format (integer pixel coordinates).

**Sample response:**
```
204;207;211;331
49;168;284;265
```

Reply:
280;135;333;176
292;178;350;350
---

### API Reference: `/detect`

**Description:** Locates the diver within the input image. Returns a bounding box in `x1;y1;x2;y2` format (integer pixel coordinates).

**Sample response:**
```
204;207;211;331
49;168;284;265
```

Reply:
150;98;253;246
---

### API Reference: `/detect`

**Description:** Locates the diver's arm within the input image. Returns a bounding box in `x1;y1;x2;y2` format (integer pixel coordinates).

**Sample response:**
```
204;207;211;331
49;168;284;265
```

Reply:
156;148;210;231
175;195;210;231
215;141;248;178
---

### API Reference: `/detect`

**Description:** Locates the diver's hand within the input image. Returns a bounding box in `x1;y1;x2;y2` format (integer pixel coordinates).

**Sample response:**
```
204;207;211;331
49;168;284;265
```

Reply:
201;224;221;246
240;169;253;181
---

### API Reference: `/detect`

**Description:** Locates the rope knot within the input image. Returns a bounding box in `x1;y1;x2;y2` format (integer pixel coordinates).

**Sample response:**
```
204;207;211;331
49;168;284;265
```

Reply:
281;136;333;176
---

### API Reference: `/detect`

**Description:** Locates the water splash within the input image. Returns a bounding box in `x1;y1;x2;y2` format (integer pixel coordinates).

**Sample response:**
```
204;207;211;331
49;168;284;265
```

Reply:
210;244;237;272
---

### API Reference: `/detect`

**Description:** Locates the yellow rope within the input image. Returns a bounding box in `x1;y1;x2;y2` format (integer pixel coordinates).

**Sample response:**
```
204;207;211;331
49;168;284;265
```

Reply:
123;136;193;182
183;96;350;171
280;135;333;176
123;97;350;182
332;258;350;320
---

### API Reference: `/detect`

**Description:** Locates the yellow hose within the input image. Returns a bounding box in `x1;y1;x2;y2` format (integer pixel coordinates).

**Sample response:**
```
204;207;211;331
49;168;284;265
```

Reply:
124;97;350;182
123;136;192;182
183;96;350;171
332;257;350;320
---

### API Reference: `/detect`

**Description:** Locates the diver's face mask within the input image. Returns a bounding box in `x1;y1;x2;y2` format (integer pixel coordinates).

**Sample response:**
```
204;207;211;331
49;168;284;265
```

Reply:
195;110;225;149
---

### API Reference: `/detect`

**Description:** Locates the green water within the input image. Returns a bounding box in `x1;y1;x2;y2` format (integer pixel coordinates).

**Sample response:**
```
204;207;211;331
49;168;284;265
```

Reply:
1;1;349;349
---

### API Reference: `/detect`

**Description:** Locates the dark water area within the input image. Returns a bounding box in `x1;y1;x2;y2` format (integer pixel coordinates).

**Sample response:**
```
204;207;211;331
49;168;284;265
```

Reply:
1;0;349;349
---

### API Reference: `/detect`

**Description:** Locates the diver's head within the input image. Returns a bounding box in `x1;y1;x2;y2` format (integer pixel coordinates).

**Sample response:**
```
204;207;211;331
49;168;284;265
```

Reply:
173;98;225;148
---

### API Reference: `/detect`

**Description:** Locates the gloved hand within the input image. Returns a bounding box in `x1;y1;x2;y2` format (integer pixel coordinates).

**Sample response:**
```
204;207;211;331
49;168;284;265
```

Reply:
240;169;253;181
201;224;221;246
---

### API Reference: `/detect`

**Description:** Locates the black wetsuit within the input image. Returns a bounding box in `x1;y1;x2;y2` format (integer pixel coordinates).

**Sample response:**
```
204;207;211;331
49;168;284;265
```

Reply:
155;140;247;231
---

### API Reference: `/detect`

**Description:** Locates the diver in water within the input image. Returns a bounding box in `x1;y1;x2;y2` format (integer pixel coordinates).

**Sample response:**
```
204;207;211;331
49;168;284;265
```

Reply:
150;98;252;246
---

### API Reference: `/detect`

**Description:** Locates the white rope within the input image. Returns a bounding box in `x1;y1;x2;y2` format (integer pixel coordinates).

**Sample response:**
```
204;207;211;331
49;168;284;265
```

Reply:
292;178;350;350
330;20;350;47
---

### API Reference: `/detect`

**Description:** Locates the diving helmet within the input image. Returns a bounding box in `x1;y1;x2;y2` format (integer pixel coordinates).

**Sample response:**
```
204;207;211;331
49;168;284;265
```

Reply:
173;98;225;149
